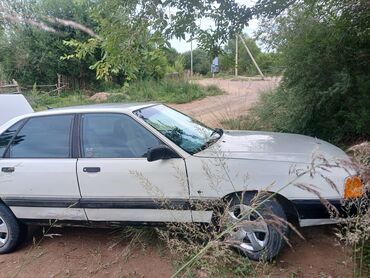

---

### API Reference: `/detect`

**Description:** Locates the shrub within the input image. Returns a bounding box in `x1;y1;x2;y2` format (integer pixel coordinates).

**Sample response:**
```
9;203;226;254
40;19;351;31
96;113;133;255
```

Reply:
247;1;370;145
108;79;223;104
26;79;224;111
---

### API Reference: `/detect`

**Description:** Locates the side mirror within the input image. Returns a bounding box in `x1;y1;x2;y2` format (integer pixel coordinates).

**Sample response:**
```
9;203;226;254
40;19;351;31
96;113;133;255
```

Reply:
147;145;180;162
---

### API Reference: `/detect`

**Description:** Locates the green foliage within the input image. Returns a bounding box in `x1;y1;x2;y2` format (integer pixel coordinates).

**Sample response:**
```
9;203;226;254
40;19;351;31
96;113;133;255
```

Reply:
234;0;370;144
0;0;256;85
61;0;255;82
26;79;223;111
62;0;171;83
182;48;210;75
26;91;93;111
163;0;253;51
166;55;185;75
220;35;260;76
216;35;283;76
0;0;98;87
108;79;222;104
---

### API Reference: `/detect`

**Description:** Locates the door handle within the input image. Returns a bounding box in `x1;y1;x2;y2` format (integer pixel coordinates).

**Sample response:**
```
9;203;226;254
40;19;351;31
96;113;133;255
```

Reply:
83;167;101;173
1;167;15;173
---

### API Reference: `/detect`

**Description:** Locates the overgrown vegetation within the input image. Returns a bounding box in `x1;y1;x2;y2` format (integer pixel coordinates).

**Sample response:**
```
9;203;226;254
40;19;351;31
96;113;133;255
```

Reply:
0;0;98;87
220;35;282;76
0;0;283;90
26;79;223;111
338;142;370;277
108;79;222;104
224;0;370;146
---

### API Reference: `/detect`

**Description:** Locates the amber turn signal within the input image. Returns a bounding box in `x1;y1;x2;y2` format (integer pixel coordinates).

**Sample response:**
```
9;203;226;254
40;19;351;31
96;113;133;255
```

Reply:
344;176;364;199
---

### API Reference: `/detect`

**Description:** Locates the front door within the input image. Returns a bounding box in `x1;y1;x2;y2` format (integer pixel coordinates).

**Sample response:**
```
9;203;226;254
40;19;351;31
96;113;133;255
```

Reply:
76;113;191;222
0;114;85;221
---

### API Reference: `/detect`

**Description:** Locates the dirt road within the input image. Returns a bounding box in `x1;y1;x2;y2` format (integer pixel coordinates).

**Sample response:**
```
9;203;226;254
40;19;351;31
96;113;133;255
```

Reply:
171;77;281;127
1;78;352;277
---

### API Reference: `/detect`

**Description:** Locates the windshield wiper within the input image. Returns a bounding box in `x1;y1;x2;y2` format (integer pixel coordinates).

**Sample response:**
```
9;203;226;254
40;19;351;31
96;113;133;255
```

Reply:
197;128;223;152
210;128;223;138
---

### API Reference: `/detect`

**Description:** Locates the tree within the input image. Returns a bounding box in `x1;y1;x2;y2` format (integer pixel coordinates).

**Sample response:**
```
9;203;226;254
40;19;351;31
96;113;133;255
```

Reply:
0;0;98;87
182;48;210;75
218;35;282;76
220;35;261;75
1;0;256;82
254;0;370;143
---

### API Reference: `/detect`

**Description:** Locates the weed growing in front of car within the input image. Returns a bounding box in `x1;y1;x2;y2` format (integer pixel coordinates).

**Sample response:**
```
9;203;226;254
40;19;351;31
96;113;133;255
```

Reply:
109;226;161;262
127;147;356;277
336;142;370;277
10;209;73;278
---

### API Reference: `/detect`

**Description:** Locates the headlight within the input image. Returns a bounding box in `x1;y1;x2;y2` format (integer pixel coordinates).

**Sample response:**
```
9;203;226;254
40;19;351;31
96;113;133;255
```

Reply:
344;176;364;199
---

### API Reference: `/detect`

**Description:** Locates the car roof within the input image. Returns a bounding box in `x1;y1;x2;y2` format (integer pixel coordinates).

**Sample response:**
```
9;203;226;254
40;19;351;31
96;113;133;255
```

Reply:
24;102;158;118
0;102;161;136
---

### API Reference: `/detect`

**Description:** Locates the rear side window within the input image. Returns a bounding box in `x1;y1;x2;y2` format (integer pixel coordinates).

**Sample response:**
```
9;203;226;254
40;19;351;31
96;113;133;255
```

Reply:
81;113;162;158
0;120;24;158
8;115;74;158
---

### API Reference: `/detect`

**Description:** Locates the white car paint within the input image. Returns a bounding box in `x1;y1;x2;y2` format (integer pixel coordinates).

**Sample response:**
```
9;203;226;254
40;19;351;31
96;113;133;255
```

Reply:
188;130;350;200
0;94;33;127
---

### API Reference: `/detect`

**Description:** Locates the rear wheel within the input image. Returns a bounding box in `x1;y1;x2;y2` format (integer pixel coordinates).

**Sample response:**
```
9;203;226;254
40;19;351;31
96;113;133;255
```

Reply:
226;193;288;261
0;203;24;254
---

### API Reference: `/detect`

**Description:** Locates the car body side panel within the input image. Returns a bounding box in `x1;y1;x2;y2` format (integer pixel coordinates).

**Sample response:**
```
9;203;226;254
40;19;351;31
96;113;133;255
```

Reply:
77;158;192;222
9;207;86;220
0;159;80;197
85;209;192;222
185;155;346;201
0;159;85;220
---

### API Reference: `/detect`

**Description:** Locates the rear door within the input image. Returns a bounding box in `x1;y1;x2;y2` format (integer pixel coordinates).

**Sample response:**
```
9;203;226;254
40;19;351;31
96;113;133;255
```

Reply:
76;113;191;222
0;114;85;221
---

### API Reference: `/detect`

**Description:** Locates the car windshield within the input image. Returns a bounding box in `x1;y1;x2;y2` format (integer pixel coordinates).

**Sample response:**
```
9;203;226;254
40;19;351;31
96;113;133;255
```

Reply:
134;105;222;154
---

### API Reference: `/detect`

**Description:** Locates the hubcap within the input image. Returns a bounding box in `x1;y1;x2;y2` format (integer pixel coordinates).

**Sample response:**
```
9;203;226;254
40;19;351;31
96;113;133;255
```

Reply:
0;216;8;247
228;204;269;252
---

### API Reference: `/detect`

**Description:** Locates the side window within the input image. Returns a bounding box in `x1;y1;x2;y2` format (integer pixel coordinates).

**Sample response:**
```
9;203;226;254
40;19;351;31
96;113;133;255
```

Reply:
0;120;24;158
81;113;162;158
9;115;74;158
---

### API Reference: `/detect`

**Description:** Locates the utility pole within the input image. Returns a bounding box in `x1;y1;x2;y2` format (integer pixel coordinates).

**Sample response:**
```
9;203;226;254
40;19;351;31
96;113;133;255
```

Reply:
239;34;265;79
190;37;193;78
235;35;238;77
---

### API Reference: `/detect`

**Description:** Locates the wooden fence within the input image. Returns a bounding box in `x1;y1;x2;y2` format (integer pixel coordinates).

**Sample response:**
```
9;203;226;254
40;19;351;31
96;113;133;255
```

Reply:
0;74;69;95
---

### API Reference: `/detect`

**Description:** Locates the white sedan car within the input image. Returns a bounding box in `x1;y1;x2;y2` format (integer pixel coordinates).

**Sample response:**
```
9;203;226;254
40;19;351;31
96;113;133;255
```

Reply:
0;103;364;260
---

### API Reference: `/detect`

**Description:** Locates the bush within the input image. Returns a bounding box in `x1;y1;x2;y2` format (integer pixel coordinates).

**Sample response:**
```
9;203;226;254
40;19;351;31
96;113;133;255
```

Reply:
26;79;223;111
336;142;370;277
226;1;370;145
108;79;222;104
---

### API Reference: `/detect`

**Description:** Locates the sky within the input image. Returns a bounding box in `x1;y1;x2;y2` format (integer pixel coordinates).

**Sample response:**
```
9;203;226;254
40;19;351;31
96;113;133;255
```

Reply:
168;0;259;53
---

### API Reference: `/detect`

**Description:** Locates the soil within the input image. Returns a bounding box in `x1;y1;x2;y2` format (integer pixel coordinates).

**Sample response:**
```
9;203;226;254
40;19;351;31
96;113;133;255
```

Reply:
171;77;281;127
1;78;352;278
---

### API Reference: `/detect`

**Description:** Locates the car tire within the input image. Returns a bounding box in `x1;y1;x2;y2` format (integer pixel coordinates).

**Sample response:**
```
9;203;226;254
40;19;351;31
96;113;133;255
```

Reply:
226;193;288;261
0;203;23;254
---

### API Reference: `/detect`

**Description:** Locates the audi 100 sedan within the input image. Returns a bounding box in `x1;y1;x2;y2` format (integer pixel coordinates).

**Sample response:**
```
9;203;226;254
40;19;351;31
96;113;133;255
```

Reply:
0;103;364;260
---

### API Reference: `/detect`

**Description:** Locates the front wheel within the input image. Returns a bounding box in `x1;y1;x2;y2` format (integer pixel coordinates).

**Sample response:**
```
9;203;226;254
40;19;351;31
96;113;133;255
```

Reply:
226;193;288;261
0;203;24;254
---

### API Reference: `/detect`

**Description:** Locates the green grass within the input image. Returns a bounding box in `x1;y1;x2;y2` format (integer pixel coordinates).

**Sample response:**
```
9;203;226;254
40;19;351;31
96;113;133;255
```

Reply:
108;79;222;104
26;91;93;111
26;79;223;111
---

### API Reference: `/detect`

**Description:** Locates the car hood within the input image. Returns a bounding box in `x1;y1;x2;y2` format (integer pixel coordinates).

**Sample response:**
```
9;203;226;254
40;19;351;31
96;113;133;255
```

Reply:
195;130;348;163
0;94;33;127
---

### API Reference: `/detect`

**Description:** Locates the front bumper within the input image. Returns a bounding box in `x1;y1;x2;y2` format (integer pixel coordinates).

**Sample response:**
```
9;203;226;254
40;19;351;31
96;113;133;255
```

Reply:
292;197;368;227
